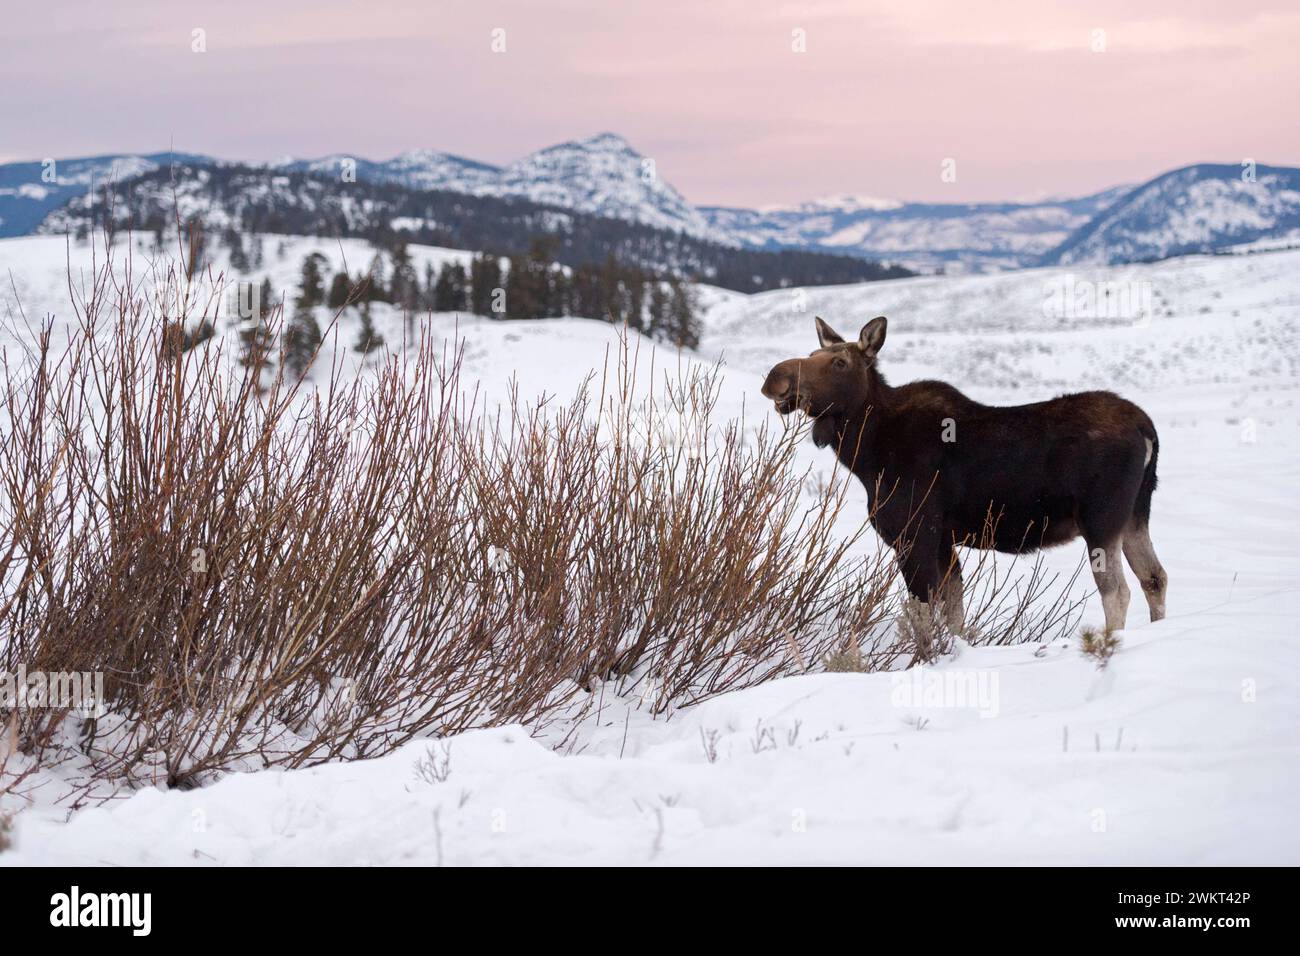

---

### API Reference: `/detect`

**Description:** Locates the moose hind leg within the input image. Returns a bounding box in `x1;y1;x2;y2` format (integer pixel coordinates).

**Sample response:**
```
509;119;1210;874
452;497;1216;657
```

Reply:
1122;521;1168;622
1087;537;1130;632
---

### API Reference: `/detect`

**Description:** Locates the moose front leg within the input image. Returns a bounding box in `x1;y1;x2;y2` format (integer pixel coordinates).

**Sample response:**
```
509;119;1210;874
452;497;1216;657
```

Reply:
935;544;965;637
896;529;959;660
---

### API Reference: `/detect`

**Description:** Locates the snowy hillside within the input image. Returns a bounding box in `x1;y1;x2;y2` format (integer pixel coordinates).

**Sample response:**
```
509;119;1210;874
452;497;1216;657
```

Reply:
1;234;1299;864
1049;164;1300;266
703;185;1132;274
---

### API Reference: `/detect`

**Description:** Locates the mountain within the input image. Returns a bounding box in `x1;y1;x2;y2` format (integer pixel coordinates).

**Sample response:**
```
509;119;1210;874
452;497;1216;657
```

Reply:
702;186;1133;274
483;133;724;241
0;152;212;237
279;150;501;195
5;138;1300;273
36;161;910;293
280;133;723;242
1043;163;1300;266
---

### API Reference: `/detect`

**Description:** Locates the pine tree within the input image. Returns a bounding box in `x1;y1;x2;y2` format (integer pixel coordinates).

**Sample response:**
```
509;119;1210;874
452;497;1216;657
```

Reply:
326;271;352;310
354;301;384;355
449;263;468;312
223;226;249;273
665;279;701;349
433;262;469;312
470;254;503;317
296;253;327;309
422;262;437;311
626;274;645;332
239;281;277;389
258;277;277;320
283;303;322;380
365;253;388;303
389;242;418;311
648;281;671;340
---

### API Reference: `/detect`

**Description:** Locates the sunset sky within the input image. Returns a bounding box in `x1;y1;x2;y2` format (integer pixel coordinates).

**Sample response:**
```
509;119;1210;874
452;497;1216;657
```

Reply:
2;0;1297;206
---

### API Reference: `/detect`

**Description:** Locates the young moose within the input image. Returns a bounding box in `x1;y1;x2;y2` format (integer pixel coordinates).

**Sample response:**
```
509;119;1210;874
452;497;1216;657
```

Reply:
762;317;1167;634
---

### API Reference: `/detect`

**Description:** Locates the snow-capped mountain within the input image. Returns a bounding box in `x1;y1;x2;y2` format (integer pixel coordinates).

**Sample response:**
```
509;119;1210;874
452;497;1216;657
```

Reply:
482;132;723;240
702;185;1134;274
1045;163;1300;266
0;152;212;237
278;134;723;241
279;150;501;195
5;139;1300;273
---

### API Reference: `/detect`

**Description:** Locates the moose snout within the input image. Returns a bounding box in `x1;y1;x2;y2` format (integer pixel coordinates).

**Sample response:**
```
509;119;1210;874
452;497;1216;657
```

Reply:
761;360;801;400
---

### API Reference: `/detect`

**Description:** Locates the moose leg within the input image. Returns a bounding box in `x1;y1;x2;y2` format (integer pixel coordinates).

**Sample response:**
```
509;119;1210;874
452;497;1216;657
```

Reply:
1086;537;1130;632
936;544;965;637
896;531;958;661
897;533;942;608
1122;521;1168;622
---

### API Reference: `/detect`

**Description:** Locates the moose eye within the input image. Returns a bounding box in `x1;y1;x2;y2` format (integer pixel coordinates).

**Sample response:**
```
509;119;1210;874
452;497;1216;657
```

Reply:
832;356;849;370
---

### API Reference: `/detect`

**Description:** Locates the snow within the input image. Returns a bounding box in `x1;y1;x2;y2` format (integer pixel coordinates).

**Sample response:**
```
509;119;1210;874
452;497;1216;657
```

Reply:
2;234;1299;865
10;591;1298;865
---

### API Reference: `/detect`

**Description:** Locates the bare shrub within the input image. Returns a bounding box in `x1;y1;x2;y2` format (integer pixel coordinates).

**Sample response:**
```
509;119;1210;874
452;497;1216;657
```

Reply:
898;597;953;665
412;743;452;785
0;238;895;796
954;511;1088;646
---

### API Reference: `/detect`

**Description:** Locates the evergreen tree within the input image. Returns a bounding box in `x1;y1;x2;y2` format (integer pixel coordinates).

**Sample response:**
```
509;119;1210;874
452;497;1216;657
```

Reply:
422;262;437;311
326;271;352;310
354;301;384;355
296;252;327;309
449;263;469;312
184;217;205;280
433;262;469;312
223;226;249;272
258;277;277;320
283;303;322;380
389;242;418;311
470;254;503;317
365;253;389;303
648;281;671;340
665;279;701;349
626;275;646;332
239;281;277;387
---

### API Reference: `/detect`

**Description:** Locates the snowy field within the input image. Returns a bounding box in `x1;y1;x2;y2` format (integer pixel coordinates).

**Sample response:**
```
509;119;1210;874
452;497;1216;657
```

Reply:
2;235;1298;865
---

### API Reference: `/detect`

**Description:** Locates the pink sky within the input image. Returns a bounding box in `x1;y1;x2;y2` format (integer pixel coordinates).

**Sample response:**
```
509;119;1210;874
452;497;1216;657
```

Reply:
2;0;1297;205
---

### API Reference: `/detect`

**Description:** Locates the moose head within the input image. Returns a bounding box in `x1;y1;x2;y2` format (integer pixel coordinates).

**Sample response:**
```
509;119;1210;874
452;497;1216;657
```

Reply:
761;316;888;432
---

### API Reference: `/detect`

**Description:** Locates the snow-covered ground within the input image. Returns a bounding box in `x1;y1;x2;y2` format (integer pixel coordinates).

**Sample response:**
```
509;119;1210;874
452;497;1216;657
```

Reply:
2;235;1298;865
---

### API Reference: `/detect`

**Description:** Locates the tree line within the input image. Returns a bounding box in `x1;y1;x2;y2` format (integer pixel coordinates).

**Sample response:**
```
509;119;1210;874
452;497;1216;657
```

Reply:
236;237;702;382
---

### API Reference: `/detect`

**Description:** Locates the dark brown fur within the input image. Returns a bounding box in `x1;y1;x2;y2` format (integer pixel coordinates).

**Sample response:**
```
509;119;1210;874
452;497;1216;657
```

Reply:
762;316;1168;631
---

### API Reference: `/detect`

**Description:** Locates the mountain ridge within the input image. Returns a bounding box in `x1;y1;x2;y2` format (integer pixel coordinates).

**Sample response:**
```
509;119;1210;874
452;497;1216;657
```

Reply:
3;138;1299;273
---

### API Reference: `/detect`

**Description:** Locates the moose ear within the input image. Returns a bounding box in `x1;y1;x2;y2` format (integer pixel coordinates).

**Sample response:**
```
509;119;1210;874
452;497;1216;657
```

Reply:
815;316;844;349
858;316;887;357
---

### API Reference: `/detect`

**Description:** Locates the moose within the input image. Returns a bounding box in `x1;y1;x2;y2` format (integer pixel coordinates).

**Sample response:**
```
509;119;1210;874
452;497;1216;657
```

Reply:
762;316;1167;635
